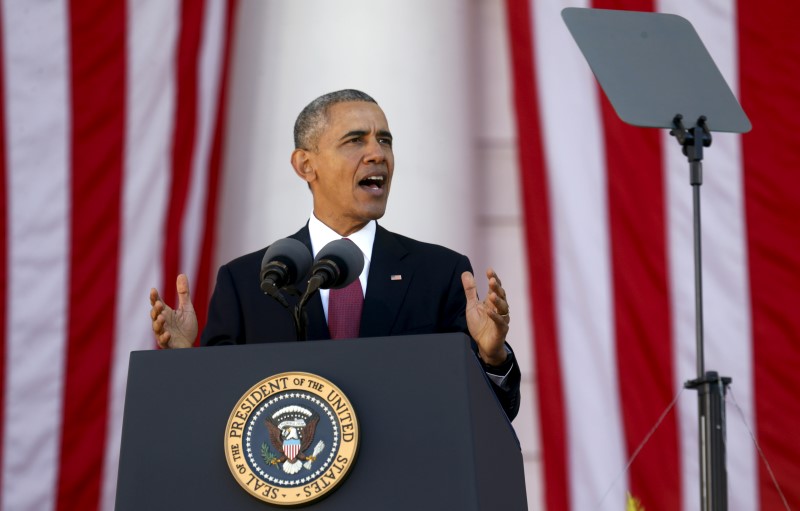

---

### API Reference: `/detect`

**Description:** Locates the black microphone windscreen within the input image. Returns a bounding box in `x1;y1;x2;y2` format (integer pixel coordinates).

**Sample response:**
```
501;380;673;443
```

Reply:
260;238;313;287
314;238;365;289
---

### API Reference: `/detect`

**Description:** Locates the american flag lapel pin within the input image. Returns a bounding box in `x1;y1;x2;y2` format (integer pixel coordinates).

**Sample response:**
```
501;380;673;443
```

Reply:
390;274;402;281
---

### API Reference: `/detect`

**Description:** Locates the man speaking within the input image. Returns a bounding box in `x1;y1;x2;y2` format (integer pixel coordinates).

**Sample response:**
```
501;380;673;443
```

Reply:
150;89;521;420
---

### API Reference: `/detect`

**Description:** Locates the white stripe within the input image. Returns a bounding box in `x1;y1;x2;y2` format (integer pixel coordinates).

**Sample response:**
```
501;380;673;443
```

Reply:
181;0;226;284
100;2;180;510
658;2;757;510
1;1;70;510
680;7;756;510
533;1;627;509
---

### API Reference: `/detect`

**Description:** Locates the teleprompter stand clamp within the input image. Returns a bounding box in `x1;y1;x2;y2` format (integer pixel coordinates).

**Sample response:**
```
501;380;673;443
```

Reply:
563;8;751;510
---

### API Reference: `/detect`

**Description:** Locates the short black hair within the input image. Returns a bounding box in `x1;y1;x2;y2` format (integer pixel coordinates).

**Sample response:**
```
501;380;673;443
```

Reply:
293;89;378;150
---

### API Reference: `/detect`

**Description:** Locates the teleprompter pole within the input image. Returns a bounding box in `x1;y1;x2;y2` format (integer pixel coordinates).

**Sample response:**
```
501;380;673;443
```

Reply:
670;115;732;511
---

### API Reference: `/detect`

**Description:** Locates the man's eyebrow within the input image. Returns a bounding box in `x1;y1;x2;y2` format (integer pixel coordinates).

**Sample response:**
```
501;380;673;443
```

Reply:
338;129;393;141
339;130;368;141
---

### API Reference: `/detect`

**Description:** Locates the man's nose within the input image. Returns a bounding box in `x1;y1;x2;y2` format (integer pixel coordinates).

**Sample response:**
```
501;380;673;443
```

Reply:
362;137;387;164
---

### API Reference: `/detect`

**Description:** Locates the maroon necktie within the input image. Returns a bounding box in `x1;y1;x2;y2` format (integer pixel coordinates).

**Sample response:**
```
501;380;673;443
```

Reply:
328;277;363;339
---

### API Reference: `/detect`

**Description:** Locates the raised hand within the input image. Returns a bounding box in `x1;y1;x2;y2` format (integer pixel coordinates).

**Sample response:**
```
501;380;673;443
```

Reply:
149;274;198;349
461;268;510;366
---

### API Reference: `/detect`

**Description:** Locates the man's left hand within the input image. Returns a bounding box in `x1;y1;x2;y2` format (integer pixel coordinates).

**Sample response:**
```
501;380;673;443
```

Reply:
461;268;510;366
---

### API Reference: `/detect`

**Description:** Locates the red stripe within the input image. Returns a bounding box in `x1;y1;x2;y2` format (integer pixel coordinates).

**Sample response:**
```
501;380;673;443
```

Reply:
162;0;206;317
590;2;681;508
0;7;8;509
738;1;800;508
194;0;239;336
505;0;570;509
57;1;126;509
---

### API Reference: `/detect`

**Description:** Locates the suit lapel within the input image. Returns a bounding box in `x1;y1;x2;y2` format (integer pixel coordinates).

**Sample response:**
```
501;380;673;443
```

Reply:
360;226;412;337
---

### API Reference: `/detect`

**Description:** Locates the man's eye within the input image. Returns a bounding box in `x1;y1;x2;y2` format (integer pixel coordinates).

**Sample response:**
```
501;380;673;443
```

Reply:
379;138;393;146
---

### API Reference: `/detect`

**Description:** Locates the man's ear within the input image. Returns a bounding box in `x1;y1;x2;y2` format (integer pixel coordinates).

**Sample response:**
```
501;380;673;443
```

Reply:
291;149;317;183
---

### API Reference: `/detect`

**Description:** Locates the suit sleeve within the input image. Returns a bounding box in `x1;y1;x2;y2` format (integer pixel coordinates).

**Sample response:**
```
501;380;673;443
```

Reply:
200;264;244;346
446;255;522;422
479;345;521;421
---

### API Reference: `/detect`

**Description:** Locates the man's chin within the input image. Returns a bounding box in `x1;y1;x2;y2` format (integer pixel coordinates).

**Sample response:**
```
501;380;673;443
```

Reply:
360;201;389;221
364;210;386;222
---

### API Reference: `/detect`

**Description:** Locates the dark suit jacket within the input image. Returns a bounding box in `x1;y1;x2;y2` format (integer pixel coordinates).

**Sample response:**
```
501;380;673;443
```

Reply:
201;224;521;420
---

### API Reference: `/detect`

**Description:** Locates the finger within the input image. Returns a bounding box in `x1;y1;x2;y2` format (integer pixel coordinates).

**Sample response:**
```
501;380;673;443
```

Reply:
176;274;194;310
156;330;171;349
486;309;511;330
150;287;160;306
461;271;479;306
152;314;166;335
485;270;507;303
485;268;502;289
488;307;511;325
489;278;507;302
492;294;509;315
150;298;164;320
486;271;508;300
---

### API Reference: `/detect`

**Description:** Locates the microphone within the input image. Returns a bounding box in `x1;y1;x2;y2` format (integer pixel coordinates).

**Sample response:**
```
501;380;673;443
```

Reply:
293;238;365;342
260;238;313;305
307;239;365;292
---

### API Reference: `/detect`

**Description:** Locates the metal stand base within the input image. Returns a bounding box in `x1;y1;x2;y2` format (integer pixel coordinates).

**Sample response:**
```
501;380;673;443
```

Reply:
686;371;732;510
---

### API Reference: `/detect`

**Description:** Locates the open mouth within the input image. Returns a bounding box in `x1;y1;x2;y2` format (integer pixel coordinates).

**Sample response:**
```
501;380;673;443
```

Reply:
358;175;386;190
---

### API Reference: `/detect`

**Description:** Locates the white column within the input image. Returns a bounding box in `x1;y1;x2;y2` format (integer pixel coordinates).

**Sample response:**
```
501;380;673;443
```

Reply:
217;0;478;265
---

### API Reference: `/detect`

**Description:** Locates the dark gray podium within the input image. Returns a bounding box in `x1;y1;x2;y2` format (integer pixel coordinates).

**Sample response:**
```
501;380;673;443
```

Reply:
115;333;527;510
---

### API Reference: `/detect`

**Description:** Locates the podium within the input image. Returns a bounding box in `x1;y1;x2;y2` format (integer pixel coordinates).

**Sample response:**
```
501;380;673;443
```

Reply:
115;333;527;510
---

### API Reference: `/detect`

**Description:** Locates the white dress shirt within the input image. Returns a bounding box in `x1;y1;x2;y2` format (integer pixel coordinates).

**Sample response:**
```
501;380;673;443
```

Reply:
307;214;375;322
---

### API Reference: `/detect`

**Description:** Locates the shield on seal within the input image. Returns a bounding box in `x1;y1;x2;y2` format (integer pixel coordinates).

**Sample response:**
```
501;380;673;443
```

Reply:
283;438;301;461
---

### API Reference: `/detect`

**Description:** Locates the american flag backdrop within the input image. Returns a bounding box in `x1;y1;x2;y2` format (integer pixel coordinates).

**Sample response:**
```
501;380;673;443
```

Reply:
507;0;799;510
0;0;799;510
0;1;237;510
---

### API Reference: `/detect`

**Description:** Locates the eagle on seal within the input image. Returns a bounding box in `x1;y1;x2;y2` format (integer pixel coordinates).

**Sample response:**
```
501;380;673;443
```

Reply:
266;413;320;474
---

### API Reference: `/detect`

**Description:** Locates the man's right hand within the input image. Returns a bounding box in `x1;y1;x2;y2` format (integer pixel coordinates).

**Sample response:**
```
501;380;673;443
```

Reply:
150;274;198;349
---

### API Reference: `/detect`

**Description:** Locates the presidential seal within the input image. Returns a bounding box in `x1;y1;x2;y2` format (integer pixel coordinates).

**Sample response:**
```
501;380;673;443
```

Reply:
224;372;359;506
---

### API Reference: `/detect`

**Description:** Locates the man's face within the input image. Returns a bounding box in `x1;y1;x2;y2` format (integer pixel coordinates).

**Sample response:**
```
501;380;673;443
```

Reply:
302;101;394;236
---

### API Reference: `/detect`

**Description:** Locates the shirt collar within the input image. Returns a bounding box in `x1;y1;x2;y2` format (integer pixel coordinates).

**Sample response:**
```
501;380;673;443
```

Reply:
307;214;376;265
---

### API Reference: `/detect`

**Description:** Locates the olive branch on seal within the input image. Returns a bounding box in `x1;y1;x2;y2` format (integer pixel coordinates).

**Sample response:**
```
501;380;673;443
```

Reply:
261;442;278;465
